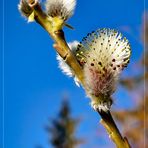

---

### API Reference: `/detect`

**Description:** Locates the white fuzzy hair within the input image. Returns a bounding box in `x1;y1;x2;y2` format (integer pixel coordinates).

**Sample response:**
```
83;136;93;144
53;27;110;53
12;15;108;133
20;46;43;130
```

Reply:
56;41;80;86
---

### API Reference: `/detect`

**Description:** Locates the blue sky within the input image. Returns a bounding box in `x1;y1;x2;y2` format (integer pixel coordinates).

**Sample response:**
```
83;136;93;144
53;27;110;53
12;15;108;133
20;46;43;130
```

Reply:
1;0;147;148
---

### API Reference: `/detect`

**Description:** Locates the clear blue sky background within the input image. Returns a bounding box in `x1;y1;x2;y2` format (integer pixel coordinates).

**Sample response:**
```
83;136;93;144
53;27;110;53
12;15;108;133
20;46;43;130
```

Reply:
1;0;147;148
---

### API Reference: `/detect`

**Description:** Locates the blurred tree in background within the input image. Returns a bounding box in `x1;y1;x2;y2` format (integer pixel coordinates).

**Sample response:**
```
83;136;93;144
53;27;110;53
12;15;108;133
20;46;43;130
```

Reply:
45;99;83;148
113;13;148;148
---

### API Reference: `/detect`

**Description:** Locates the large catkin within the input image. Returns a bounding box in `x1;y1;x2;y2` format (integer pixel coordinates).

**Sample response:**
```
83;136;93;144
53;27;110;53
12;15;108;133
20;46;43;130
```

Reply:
76;28;131;111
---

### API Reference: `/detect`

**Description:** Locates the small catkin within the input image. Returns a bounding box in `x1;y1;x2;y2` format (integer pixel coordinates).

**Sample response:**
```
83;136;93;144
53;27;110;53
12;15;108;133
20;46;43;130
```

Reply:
45;0;76;21
18;0;33;18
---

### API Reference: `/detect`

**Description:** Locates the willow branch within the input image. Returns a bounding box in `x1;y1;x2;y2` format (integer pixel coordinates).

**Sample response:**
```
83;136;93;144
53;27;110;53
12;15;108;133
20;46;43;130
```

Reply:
28;0;85;85
97;109;131;148
27;1;131;147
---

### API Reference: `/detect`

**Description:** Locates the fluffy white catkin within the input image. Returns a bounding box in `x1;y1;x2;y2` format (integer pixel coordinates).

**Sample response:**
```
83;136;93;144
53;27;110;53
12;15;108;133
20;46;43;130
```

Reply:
76;28;131;111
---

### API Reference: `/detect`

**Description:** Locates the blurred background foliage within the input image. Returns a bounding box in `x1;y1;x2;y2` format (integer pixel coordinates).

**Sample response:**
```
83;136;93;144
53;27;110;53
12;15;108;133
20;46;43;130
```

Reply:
36;98;84;148
46;99;83;148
